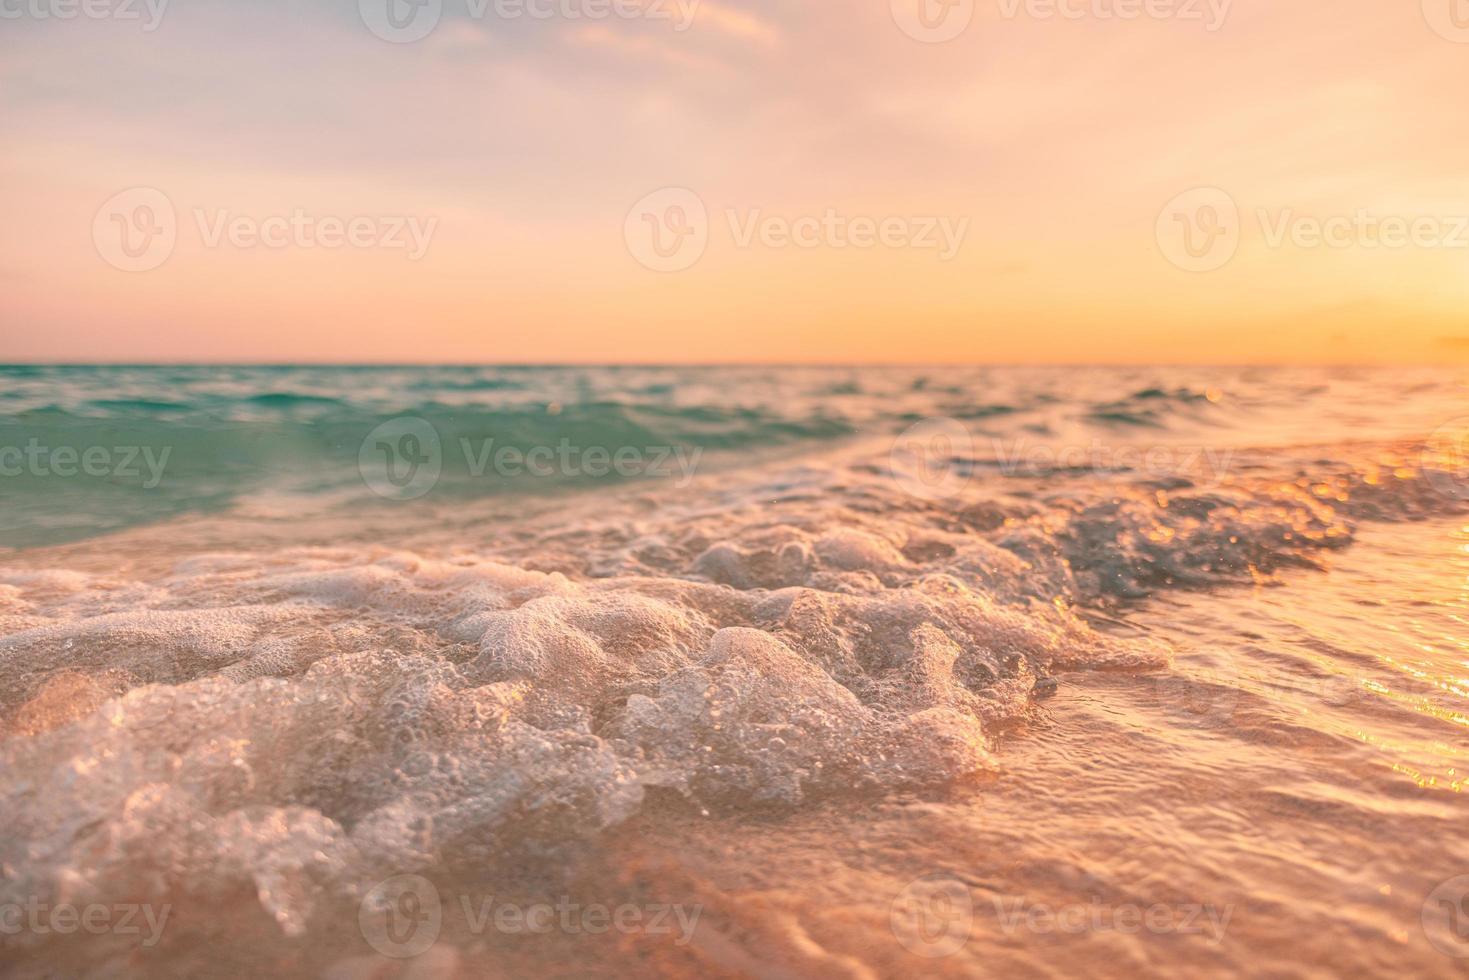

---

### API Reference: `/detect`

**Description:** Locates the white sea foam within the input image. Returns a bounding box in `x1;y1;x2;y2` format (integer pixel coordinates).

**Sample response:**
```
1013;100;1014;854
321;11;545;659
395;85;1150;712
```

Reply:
1;405;1464;964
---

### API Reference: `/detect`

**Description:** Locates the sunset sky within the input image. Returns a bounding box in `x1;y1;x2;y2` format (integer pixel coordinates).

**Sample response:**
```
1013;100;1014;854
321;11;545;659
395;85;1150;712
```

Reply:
4;0;1469;364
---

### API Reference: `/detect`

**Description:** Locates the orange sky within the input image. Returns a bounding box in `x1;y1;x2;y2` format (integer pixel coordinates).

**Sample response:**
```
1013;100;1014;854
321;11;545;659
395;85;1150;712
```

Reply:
3;0;1469;363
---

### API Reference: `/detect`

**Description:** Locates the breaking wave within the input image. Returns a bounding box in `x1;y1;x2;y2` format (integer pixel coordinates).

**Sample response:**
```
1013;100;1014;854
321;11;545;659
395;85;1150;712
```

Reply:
2;365;1467;967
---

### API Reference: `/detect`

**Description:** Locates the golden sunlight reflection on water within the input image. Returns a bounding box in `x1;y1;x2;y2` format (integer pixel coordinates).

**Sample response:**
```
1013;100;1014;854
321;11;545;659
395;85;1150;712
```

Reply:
597;516;1469;978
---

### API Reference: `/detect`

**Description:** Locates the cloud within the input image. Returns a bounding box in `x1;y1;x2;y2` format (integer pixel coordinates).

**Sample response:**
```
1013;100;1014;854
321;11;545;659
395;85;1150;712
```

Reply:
688;0;780;46
565;23;719;70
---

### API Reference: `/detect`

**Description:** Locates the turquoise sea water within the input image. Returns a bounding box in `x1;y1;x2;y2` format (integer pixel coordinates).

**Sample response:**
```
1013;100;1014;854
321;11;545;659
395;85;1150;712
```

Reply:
2;365;1469;977
1;364;1461;548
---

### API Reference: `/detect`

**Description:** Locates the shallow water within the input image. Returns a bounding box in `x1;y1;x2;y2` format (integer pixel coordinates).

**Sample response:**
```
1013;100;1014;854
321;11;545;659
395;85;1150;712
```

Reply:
2;366;1468;977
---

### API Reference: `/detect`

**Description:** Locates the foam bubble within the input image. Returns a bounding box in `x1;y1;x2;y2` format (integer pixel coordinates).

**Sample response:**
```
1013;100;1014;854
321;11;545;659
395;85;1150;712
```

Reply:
7;433;1454;961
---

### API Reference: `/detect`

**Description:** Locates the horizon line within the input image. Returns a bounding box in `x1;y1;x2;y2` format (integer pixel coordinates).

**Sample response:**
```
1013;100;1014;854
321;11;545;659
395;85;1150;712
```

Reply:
0;361;1461;370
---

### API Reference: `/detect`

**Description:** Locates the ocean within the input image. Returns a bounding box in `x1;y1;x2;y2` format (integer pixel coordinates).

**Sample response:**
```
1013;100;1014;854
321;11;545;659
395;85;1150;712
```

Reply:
1;365;1467;977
